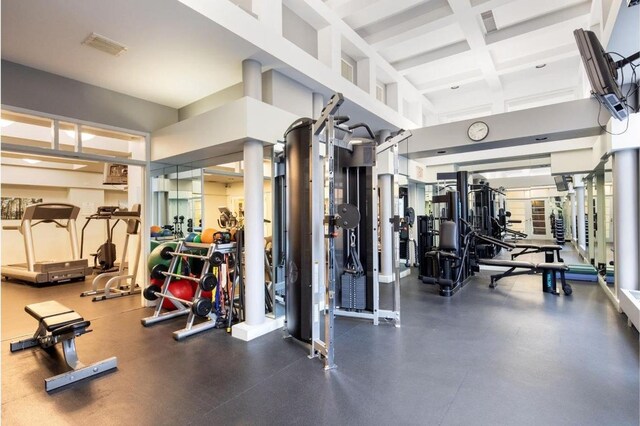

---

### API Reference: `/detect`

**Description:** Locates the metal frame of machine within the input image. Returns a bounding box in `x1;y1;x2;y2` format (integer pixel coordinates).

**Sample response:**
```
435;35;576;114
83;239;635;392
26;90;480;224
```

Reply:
277;93;410;369
2;203;92;284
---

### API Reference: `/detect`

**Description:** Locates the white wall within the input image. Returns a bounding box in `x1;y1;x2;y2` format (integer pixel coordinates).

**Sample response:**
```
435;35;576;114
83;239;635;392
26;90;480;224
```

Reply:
178;83;244;121
2;165;134;266
282;5;318;58
262;69;313;118
203;180;272;236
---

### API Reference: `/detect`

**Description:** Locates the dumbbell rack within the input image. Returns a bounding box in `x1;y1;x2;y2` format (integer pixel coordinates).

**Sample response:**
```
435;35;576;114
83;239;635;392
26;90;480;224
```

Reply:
141;241;236;341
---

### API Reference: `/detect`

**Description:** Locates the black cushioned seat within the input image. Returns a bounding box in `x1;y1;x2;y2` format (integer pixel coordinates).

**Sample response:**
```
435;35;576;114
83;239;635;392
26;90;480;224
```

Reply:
25;301;74;320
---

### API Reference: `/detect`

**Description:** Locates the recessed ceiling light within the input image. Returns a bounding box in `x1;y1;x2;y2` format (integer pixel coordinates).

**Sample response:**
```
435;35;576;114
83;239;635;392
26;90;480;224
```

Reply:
64;130;95;141
1;119;14;127
535;64;547;69
450;86;460;90
23;158;41;164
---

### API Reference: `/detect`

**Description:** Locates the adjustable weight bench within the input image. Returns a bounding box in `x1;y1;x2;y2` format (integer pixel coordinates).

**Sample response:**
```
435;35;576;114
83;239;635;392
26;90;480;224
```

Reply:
479;259;572;296
10;301;118;391
511;243;564;262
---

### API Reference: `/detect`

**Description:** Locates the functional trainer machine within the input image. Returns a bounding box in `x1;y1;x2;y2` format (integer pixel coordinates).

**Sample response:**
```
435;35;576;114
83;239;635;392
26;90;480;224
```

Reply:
2;203;91;285
277;92;410;369
10;300;118;391
80;204;142;301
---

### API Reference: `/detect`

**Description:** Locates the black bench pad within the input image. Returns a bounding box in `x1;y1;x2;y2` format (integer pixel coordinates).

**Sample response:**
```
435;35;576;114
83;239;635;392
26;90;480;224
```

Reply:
537;262;569;271
480;259;536;269
42;312;87;332
514;244;562;250
25;301;74;320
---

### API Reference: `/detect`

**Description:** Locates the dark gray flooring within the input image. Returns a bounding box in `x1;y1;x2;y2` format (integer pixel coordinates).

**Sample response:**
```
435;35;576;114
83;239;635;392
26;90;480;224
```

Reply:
2;261;639;425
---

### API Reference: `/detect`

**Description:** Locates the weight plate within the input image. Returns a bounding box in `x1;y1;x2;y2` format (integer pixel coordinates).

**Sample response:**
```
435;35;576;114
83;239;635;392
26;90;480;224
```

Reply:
143;285;161;301
210;251;224;266
199;273;218;291
192;298;213;317
150;264;169;280
336;203;360;229
159;245;174;260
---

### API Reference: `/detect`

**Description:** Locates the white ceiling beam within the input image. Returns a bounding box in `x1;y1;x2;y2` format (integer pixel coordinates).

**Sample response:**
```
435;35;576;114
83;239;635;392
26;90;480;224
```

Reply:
422;136;595;166
362;1;454;47
459;156;551;172
367;0;516;50
447;0;504;112
407;99;602;159
485;2;592;45
494;44;578;75
392;41;470;73
345;0;424;30
329;0;381;19
416;70;485;93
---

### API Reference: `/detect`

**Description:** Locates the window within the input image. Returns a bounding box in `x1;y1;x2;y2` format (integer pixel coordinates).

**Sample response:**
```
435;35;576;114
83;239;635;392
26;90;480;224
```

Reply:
341;59;354;83
376;83;386;103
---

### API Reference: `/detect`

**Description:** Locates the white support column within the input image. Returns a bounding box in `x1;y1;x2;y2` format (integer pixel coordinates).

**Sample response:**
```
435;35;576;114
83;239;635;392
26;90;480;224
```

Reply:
415;184;426;216
317;26;341;71
576;184;586;250
356;57;375;95
613;149;639;295
233;59;282;340
311;92;325;309
242;59;262;99
377;129;393;282
251;0;282;35
379;175;393;281
587;177;595;263
595;172;607;269
570;192;577;241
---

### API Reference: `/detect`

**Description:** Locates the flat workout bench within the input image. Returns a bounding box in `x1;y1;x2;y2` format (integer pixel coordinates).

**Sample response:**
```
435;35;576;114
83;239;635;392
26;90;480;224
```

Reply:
511;243;564;262
479;258;572;296
10;301;118;391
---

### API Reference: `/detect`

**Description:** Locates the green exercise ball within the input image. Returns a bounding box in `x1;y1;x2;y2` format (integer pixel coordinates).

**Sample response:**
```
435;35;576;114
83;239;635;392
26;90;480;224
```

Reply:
193;234;202;243
147;241;178;273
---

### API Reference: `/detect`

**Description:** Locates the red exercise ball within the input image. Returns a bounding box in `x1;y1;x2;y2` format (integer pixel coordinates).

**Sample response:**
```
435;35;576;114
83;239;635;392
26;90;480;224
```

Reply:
190;280;212;300
162;279;194;310
150;277;164;288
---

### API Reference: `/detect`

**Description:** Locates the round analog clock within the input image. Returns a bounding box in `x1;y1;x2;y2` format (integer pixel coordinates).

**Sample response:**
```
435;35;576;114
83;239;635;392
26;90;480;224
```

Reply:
467;121;489;141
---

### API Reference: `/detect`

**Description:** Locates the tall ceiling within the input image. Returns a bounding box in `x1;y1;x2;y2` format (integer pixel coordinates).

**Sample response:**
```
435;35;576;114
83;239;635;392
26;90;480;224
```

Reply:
324;0;593;122
1;0;263;108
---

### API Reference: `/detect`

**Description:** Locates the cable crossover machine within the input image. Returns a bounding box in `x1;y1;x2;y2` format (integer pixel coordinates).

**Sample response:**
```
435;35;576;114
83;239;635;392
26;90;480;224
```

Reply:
276;92;411;369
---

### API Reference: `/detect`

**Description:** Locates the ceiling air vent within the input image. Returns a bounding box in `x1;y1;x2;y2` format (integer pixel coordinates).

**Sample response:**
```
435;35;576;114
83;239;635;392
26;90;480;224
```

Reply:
481;10;497;34
82;33;128;56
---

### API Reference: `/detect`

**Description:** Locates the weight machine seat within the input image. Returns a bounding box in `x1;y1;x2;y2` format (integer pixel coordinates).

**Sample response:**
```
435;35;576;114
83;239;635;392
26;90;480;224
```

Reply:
426;250;459;258
12;300;117;391
25;301;90;335
479;259;536;269
25;300;74;320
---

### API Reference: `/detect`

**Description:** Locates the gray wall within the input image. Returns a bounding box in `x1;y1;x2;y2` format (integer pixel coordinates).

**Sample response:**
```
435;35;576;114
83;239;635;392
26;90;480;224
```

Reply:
282;6;318;58
178;82;244;121
1;60;178;133
262;69;313;118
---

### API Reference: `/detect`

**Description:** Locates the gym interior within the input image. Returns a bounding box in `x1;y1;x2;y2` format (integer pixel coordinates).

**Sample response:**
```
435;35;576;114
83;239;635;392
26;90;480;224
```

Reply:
1;1;639;425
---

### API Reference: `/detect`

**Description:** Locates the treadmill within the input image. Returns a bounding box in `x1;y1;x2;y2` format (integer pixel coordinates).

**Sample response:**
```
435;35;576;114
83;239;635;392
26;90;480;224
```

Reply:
2;203;92;285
